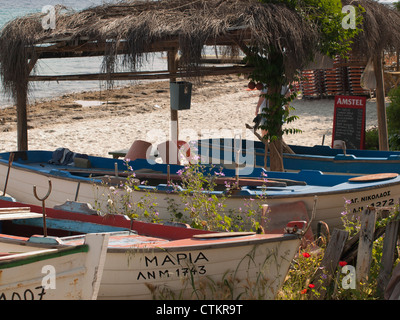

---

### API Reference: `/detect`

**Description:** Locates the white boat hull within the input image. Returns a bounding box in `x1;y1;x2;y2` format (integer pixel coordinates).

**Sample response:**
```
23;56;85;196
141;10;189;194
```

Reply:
0;233;109;300
1;160;400;231
63;233;300;300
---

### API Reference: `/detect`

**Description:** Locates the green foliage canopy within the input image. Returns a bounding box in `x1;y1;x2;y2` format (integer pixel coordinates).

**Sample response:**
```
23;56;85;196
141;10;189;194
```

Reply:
246;0;364;142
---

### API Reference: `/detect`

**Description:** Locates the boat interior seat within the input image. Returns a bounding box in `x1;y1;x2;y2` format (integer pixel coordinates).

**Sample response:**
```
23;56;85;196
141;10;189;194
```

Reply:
124;140;153;162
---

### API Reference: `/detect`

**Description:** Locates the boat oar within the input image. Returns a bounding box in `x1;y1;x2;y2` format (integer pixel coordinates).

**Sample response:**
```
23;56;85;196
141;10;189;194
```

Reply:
2;152;14;196
33;180;52;237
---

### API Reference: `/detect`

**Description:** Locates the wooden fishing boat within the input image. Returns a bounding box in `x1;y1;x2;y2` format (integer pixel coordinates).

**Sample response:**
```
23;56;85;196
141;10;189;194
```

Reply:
0;209;109;300
0;199;305;300
195;138;400;175
1;149;400;231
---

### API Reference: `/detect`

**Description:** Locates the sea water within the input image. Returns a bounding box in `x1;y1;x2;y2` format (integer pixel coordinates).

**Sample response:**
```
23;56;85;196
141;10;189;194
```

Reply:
0;0;166;108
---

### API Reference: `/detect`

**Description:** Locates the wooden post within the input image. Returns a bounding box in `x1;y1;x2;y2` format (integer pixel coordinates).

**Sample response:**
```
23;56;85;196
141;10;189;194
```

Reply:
16;82;28;151
310;228;349;300
356;207;377;286
377;219;400;297
168;49;179;164
16;56;38;151
373;53;389;151
168;49;179;142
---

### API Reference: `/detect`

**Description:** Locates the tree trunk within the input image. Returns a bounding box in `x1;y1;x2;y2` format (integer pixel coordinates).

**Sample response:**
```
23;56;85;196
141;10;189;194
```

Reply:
268;85;284;172
269;138;284;171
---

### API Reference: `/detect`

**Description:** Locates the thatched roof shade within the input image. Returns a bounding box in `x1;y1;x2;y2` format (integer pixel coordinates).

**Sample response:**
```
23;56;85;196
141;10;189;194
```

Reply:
3;0;400;153
0;0;319;99
343;0;400;58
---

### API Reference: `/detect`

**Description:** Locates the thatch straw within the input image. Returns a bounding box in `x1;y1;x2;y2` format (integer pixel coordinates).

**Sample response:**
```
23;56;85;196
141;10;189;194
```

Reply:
343;0;400;59
0;0;319;98
2;0;400;100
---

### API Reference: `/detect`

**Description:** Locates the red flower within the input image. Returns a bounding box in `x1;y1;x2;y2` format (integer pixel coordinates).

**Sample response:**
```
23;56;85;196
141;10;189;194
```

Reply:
308;284;315;289
300;289;308;294
302;252;311;258
339;261;347;267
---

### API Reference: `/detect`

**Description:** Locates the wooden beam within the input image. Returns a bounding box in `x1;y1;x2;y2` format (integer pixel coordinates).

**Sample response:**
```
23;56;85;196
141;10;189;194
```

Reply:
310;229;349;300
32;40;179;59
30;29;253;60
28;65;253;82
373;53;389;151
356;207;377;286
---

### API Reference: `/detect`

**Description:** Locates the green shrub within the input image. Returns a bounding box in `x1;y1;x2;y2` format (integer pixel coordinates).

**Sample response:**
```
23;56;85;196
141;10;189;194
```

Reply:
387;86;400;150
365;126;379;150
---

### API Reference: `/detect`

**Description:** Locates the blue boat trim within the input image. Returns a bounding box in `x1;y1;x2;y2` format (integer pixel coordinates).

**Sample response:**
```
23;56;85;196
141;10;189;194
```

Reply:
195;138;400;174
13;217;129;234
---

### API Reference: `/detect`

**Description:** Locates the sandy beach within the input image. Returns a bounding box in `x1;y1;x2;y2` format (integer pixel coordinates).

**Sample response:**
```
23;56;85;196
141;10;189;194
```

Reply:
0;75;379;157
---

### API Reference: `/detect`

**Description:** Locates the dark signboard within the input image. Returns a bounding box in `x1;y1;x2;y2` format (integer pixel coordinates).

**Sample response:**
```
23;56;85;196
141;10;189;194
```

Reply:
332;95;366;150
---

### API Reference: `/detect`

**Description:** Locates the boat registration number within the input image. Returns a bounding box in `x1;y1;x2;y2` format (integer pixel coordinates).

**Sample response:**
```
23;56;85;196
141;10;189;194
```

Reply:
137;265;207;280
348;190;394;213
0;286;46;300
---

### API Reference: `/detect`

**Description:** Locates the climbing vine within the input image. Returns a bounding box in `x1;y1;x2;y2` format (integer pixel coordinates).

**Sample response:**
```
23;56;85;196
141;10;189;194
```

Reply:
245;0;364;145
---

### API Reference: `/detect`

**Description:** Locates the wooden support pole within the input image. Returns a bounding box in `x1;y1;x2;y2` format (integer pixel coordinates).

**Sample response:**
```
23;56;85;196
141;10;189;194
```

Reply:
16;56;39;151
356;207;377;286
168;49;179;164
16;82;28;151
373;53;389;151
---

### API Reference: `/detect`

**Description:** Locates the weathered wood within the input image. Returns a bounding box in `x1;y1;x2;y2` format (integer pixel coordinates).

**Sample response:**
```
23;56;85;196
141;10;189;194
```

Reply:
0;206;30;212
385;262;400;300
373;54;389;151
168;49;179;164
348;173;398;183
377;219;400;297
341;224;386;265
16;82;28;151
16;55;39;151
310;228;349;300
0;207;42;221
28;65;252;82
356;207;377;286
30;28;253;59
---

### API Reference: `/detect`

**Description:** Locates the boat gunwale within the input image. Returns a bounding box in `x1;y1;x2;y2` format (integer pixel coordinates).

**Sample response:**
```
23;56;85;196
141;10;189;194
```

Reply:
0;236;89;269
2;156;400;200
2;151;400;203
197;140;400;163
65;233;300;253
